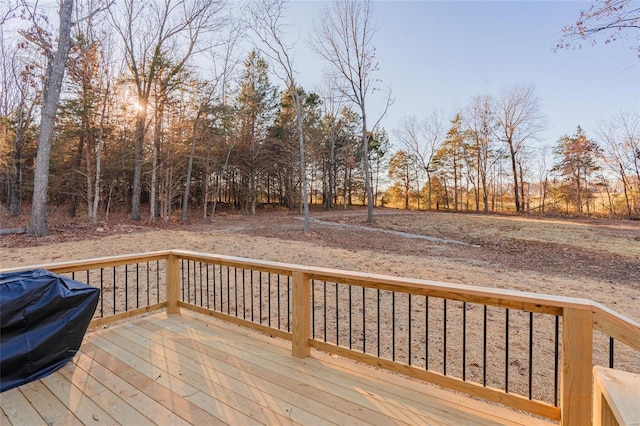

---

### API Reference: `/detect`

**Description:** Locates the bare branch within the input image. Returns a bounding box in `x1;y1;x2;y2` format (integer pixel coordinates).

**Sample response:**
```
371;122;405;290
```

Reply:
557;0;640;56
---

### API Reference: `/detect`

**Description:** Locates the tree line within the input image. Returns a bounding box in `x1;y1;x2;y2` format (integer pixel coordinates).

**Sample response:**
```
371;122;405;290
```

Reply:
391;90;640;218
1;0;639;237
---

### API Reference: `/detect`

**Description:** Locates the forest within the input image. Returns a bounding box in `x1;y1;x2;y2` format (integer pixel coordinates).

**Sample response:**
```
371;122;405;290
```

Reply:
1;0;639;237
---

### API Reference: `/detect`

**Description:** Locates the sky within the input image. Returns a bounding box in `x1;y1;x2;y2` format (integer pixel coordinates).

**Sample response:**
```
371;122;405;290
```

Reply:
276;0;640;152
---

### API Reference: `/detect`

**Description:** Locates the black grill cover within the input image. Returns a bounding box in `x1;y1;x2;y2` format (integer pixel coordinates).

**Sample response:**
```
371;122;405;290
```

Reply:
0;269;99;392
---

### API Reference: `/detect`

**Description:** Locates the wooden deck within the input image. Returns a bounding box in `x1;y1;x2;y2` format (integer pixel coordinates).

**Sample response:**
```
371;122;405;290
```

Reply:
1;310;555;425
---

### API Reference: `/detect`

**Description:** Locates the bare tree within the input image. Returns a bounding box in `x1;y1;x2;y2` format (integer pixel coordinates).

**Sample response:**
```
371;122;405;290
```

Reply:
395;111;445;211
1;18;40;217
24;0;75;236
558;0;640;57
246;0;310;231
464;95;497;213
318;79;344;211
313;0;379;222
208;22;243;220
110;0;225;221
598;111;640;217
494;84;545;212
0;0;18;26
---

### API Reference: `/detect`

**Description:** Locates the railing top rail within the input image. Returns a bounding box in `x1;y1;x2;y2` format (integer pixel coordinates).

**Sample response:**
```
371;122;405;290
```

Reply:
592;302;640;352
0;250;172;274
170;250;300;276
2;249;638;346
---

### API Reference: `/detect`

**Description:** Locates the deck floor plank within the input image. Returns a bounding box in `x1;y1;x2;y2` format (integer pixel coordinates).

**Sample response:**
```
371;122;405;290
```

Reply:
1;311;557;425
39;371;119;425
131;319;380;425
72;351;192;426
56;360;156;426
18;379;83;426
0;387;47;426
98;327;292;425
165;311;552;426
125;320;356;425
155;315;463;425
111;324;324;425
175;309;538;425
143;317;411;425
80;342;226;425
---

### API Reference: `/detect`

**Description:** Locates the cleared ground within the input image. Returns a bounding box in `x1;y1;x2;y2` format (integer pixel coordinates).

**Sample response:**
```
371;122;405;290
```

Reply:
1;208;638;322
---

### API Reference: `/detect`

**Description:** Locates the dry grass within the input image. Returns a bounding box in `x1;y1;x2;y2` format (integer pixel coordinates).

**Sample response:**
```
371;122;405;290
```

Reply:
1;208;638;408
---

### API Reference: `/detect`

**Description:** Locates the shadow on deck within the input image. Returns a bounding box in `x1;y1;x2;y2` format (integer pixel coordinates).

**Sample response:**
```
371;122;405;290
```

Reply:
1;310;553;425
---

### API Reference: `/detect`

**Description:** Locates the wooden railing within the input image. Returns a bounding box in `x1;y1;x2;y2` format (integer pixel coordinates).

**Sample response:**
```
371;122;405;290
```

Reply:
2;249;639;426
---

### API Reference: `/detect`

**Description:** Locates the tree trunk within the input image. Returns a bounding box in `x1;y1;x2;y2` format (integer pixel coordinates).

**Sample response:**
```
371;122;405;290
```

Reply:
291;89;310;231
131;111;146;221
181;119;198;223
211;142;234;220
519;161;527;213
507;139;520;212
9;133;22;216
426;171;432;211
68;129;85;218
326;130;336;210
91;90;108;224
28;0;75;236
361;108;374;222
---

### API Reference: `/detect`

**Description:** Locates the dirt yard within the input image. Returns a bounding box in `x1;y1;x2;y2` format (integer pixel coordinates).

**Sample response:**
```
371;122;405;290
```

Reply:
1;207;639;323
2;207;639;407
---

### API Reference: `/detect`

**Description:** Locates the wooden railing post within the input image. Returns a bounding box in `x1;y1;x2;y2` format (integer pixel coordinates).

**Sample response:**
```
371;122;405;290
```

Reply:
166;253;180;314
291;270;311;358
560;307;593;426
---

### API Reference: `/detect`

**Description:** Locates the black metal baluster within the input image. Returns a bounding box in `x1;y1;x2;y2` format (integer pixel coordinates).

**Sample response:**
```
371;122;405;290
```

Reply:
206;264;210;309
425;295;429;370
219;263;223;310
156;260;160;304
191;261;196;303
186;261;191;303
227;267;230;315
312;280;316;339
125;265;129;311
146;262;150;307
259;271;263;324
335;283;339;346
287;276;291;332
362;287;366;353
250;270;254;322
392;291;396;362
483;305;487;387
211;263;222;311
443;299;447;375
234;268;238;317
242;269;246;319
323;281;327;342
408;294;412;366
505;308;510;393
100;268;104;317
181;260;185;301
86;270;90;286
529;311;533;400
277;275;281;329
609;337;614;368
136;263;139;309
113;266;116;315
462;302;466;381
268;273;272;326
72;271;75;280
377;289;381;358
554;315;559;407
196;262;200;307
